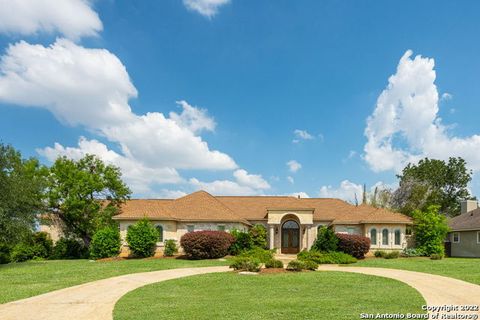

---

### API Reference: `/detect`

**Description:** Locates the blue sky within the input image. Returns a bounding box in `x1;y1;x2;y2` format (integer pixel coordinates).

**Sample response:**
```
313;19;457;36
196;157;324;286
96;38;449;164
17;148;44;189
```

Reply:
1;0;480;200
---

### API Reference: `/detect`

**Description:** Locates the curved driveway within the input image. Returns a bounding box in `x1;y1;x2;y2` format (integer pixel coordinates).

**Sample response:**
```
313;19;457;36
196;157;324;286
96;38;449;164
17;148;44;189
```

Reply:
1;265;479;319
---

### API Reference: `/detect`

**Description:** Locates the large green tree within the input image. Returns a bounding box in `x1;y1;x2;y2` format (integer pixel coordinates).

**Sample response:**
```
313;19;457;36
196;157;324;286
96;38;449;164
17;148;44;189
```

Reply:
412;205;450;256
395;157;472;216
0;143;47;247
45;154;131;246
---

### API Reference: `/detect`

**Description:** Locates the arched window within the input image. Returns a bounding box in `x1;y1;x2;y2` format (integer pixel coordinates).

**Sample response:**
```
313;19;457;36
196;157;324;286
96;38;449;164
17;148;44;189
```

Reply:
382;229;389;245
394;229;401;245
156;225;164;242
370;228;377;245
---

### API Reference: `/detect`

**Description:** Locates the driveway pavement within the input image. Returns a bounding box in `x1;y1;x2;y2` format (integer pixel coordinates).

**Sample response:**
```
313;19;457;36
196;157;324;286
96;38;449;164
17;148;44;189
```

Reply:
1;265;479;319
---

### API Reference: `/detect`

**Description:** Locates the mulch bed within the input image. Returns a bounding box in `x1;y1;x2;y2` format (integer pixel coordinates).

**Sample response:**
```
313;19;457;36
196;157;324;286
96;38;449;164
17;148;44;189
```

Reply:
260;268;287;274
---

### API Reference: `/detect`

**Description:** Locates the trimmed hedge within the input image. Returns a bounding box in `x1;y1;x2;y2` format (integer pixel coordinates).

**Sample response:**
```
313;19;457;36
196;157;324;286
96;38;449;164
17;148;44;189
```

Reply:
229;256;261;272
181;231;235;259
265;259;283;268
90;227;121;260
163;239;178;257
126;219;159;258
336;233;370;259
297;250;357;264
238;247;274;263
286;259;318;271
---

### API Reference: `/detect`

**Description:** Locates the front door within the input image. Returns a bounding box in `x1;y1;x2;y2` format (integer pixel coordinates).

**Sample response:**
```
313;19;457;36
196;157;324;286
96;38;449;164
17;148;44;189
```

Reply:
281;220;300;254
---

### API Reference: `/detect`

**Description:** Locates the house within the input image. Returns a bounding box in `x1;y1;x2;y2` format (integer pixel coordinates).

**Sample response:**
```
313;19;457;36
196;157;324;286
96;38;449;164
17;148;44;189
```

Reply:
112;190;412;256
447;200;480;258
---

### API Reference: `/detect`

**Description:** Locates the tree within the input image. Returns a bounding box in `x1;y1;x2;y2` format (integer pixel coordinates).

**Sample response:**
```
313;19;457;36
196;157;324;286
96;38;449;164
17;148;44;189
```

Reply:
412;205;449;256
126;219;159;258
45;154;130;247
396;157;473;216
248;224;267;249
0;143;47;247
311;226;338;252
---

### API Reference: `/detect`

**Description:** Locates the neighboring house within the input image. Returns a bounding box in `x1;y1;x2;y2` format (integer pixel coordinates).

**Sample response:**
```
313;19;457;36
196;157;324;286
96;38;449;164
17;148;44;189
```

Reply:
112;190;412;256
447;200;480;258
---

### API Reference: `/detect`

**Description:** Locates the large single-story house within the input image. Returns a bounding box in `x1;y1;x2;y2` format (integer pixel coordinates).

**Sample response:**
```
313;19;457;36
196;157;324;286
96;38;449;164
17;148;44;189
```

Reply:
112;190;412;256
447;200;480;258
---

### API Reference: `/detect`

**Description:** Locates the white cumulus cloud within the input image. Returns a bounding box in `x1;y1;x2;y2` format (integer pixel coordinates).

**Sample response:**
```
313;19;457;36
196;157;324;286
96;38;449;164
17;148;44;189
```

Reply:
293;129;314;143
183;0;230;18
0;0;102;40
364;50;480;173
233;169;271;189
287;160;302;173
319;180;363;203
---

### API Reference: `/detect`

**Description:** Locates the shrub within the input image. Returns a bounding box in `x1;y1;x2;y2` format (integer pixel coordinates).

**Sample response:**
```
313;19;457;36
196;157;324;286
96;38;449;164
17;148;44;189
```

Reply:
238;247;274;263
265;259;284;268
51;238;89;259
336;233;370;259
164;239;178;257
89;227;121;259
312;226;338;252
248;224;267;249
181;231;235;259
298;250;356;264
286;260;306;271
374;250;386;258
401;248;424;257
229;256;261;272
430;253;443;260
303;259;319;271
0;244;11;264
228;229;253;255
11;243;34;262
413;205;449;257
32;232;53;258
126;219;159;258
384;251;400;259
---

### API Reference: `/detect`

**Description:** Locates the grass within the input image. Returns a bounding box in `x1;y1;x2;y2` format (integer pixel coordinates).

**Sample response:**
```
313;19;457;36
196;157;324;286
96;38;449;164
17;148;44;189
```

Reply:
355;257;480;285
0;258;228;304
113;271;425;320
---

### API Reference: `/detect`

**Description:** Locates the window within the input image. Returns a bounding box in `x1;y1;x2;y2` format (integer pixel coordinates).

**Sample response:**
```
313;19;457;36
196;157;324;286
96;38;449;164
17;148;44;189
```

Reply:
452;232;460;243
217;225;226;231
477;232;480;244
156;225;163;242
370;228;377;245
187;225;195;233
346;227;355;235
382;229;389;245
394;229;401;245
406;226;412;236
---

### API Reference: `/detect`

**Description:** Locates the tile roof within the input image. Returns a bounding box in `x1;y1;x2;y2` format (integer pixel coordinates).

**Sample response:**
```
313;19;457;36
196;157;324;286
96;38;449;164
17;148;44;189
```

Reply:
113;190;412;225
448;208;480;231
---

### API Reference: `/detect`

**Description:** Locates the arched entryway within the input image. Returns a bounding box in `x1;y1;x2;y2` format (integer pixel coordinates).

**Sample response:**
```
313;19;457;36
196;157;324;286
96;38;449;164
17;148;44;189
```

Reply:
281;219;300;254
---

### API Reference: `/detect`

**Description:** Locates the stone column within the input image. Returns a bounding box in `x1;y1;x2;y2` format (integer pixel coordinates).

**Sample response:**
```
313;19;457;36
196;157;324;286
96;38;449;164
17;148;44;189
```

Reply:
269;225;275;250
306;225;313;250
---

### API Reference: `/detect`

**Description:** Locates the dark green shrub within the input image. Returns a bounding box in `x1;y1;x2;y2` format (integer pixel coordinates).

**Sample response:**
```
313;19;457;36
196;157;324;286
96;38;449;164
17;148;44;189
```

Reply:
89;227;121;259
286;260;306;271
181;231;235;259
163;239;178;257
312;226;338;252
238;247;274;263
324;251;357;264
249;224;267;249
384;251;400;259
11;243;34;262
374;250;387;258
401;248;424;257
229;256;261;272
303;259;319;271
265;259;283;268
228;229;253;255
32;232;53;258
336;233;370;259
51;238;89;259
126;219;159;258
0;244;11;264
430;253;443;260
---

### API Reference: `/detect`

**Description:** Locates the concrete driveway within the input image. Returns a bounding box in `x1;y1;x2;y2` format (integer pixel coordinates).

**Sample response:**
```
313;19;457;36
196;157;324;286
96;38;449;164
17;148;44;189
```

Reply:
1;265;479;319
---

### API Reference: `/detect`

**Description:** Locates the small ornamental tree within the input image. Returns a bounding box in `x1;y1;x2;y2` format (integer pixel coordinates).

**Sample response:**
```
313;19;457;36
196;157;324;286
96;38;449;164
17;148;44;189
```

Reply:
336;233;370;259
312;226;338;252
90;227;121;259
163;239;178;257
413;205;449;256
249;224;267;249
126;219;159;258
181;231;235;259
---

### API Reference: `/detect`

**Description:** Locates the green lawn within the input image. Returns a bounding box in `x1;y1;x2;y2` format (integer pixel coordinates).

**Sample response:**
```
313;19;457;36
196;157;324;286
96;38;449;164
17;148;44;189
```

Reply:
0;258;228;304
354;257;480;285
113;271;425;320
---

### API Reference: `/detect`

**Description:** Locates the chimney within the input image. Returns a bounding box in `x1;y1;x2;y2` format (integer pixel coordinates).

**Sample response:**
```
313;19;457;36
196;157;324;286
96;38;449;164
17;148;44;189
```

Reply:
460;200;478;215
